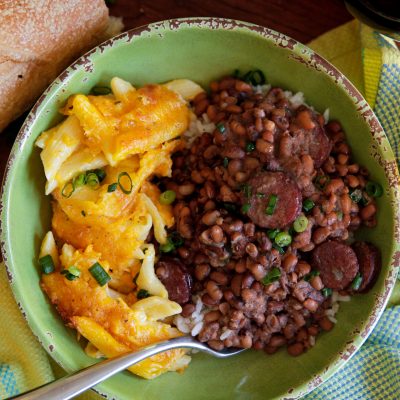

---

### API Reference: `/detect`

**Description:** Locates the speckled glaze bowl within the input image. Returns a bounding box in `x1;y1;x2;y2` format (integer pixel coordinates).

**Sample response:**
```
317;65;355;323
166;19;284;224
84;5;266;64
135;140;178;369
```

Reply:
1;18;399;400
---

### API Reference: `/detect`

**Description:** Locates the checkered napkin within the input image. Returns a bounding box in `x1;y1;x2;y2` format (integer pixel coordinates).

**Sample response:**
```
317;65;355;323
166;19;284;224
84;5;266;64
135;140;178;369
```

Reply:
0;20;399;400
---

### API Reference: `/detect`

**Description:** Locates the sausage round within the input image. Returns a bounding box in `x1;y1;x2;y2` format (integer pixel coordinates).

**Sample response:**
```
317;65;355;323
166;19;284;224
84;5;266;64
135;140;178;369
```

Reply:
243;171;302;229
352;241;381;292
294;107;332;168
155;257;192;304
311;240;359;290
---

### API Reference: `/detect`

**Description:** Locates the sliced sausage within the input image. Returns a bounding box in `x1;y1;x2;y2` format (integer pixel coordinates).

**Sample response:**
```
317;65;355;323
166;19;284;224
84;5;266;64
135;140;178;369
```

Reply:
352;241;381;292
243;171;302;229
293;107;332;168
311;240;359;290
155;257;192;304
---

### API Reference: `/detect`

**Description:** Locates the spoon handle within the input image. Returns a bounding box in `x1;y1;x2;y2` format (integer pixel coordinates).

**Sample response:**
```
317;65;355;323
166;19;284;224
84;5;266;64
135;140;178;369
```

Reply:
8;336;194;400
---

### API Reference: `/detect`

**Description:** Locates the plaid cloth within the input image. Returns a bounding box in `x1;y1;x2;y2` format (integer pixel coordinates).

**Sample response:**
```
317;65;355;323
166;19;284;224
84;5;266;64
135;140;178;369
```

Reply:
1;20;399;400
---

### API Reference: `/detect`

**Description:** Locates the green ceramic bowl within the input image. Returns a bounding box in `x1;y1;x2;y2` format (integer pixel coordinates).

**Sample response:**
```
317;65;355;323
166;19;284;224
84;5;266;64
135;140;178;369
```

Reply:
1;18;399;400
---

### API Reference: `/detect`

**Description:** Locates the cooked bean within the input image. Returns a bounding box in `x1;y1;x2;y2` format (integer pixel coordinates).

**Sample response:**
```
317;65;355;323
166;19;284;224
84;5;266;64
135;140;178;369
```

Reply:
340;193;352;215
240;335;253;348
310;276;324;291
282;253;298;272
210;271;229;285
195;264;210;281
287;342;304;357
245;243;258;258
313;227;331;244
202;210;220;226
347;175;359;188
296;261;311;277
361;203;377;220
303;298;319;312
204;310;222;323
181;303;195;317
210;225;224;243
256;138;274;154
178;183;195;196
319;317;334;331
202;293;219;306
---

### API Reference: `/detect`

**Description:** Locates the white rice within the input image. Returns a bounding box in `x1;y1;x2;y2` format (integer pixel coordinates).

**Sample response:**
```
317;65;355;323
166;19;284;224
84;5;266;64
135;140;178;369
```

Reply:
253;83;272;94
323;108;330;123
191;321;204;336
219;328;234;341
309;336;316;347
184;112;216;146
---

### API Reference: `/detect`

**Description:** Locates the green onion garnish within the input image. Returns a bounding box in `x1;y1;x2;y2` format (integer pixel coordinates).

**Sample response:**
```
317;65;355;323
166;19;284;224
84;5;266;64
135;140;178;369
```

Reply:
92;169;106;182
241;183;252;198
222;202;237;213
242;69;266;85
39;255;55;275
351;273;363;290
302;199;315;212
86;172;100;189
241;203;251;213
223;157;229;168
61;181;75;198
73;173;86;187
275;232;292;247
245;142;255;152
159;190;176;205
60;266;80;281
267;229;280;240
272;242;285;254
137;289;151;299
321;287;333;297
117;172;133;194
365;181;383;198
89;262;111;286
91;86;111;95
293;215;308;233
169;231;184;248
233;69;241;78
349;188;362;203
216;122;226;134
262;266;281;285
107;183;118;192
159;240;175;253
265;194;278;215
81;210;86;217
256;192;265;198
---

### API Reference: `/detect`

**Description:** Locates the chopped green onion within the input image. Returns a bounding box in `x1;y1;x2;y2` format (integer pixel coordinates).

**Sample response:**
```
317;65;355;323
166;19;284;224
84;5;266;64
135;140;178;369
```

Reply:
89;262;111;286
256;192;265;198
86;172;100;189
365;181;383;198
243;69;266;85
359;195;370;207
351;273;363;290
241;203;251;213
261;266;281;285
61;181;75;198
67;266;81;278
222;202;237;213
81;210;86;217
293;215;308;233
39;255;55;275
60;268;79;281
265;194;278;215
349;188;362;203
233;69;241;78
169;232;184;248
267;229;280;240
272;242;285;254
223;157;229;168
160;240;175;253
241;183;252;198
137;289;151;299
118;172;133;194
92;169;106;182
73;173;86;187
321;287;333;297
108;183;118;192
159;190;176;205
245;142;255;152
216;122;226;133
91;86;111;95
302;199;315;212
275;232;292;247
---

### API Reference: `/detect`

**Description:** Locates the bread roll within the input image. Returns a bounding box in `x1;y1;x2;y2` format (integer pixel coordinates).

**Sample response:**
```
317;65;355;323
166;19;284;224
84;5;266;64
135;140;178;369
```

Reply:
0;0;113;132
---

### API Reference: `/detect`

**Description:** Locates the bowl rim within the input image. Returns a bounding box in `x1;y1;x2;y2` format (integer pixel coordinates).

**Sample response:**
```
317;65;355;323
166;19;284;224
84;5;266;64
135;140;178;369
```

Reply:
1;17;400;400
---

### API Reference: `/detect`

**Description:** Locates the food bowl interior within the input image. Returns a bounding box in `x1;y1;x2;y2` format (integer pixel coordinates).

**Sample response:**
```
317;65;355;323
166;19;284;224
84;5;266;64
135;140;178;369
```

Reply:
1;19;398;400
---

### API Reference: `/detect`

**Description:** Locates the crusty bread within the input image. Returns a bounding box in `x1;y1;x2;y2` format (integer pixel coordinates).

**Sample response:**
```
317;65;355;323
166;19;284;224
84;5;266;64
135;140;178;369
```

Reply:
0;0;113;132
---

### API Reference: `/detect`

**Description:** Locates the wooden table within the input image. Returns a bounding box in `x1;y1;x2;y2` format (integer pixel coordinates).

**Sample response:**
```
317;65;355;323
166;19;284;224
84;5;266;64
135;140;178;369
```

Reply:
0;0;352;182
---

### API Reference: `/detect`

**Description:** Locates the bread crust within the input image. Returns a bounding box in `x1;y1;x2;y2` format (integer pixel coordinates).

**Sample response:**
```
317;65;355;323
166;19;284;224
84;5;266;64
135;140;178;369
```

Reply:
0;0;109;132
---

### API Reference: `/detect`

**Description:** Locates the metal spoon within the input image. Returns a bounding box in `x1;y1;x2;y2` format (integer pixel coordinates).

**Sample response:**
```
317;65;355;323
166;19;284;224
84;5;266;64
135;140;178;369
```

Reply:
8;336;245;400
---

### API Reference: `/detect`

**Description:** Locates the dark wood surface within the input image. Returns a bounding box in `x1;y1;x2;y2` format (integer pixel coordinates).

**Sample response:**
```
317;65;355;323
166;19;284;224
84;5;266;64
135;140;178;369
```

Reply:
0;0;352;185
